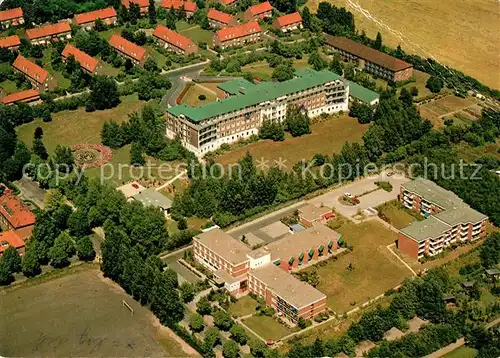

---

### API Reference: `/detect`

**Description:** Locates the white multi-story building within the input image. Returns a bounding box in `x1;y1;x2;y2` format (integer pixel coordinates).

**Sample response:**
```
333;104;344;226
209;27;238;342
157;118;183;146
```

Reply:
166;70;350;156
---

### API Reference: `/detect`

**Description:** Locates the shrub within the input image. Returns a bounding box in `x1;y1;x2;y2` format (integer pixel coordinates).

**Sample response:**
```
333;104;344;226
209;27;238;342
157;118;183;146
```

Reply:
198;94;207;100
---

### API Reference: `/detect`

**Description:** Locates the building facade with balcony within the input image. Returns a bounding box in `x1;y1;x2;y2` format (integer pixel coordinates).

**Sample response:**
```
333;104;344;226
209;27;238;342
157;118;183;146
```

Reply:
0;8;24;29
324;35;413;83
398;178;488;260
26;21;72;45
166;69;350;156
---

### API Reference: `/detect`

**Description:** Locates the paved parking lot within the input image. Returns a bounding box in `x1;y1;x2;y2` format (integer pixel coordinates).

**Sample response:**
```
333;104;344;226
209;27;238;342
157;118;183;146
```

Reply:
308;173;410;220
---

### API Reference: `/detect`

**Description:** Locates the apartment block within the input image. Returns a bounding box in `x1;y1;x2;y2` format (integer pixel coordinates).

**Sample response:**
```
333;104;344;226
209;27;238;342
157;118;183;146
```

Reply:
2;89;41;105
161;0;198;18
13;55;57;91
398;178;488;260
207;8;237;28
213;21;262;49
62;44;100;74
273;12;302;32
0;7;24;29
0;34;20;50
122;0;149;14
193;225;336;321
152;24;198;55
324;35;413;83
109;34;148;65
26;21;72;45
244;1;273;22
166;69;349;156
73;7;118;29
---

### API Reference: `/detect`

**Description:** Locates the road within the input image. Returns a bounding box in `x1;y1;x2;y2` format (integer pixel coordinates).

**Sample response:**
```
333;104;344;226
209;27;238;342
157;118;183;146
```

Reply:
160;247;200;283
14;177;46;209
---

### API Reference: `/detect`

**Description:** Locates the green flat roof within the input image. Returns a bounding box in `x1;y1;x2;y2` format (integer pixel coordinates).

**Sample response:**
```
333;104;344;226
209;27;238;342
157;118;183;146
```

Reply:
347;80;379;104
217;78;255;95
434;206;486;226
402;177;464;210
168;69;342;123
400;216;451;242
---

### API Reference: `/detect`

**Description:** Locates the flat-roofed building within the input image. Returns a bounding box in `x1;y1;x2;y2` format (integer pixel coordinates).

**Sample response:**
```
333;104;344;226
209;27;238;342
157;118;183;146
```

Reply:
324;35;413;82
26;21;72;45
152;24;198;55
207;8;237;28
0;34;20;50
244;1;273;22
249;264;327;322
213;21;262;49
74;7;118;29
12;55;57;91
2;89;41;105
398;178;488;260
109;34;148;65
161;0;198;18
0;7;24;29
298;203;334;227
122;0;149;14
62;44;100;74
272;12;302;32
132;188;173;217
166;69;349;156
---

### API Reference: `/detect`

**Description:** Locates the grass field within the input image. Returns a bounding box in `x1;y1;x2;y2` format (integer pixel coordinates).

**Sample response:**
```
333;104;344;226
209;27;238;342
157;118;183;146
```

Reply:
41;48;70;90
229;296;259;317
400;70;433;100
242;56;312;81
443;347;478;358
181;83;218;106
377;200;421;229
242;315;297;340
0;265;192;357
0;79;19;94
179;26;213;46
307;0;500;89
419;95;481;127
454;140;500;162
309;219;411;313
216;116;368;168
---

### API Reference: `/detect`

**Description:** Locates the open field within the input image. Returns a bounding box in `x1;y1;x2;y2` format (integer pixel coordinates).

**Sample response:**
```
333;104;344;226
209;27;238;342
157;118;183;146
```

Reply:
229;295;259;317
179;26;213;46
400;70;433;100
216;116;368;168
181;83;218;106
242;56;312;81
307;0;500;89
0;79;19;94
309;219;411;313
419;95;482;127
377;200;421;229
0;265;193;357
242;315;297;341
443;346;478;358
454;140;500;162
41;48;70;90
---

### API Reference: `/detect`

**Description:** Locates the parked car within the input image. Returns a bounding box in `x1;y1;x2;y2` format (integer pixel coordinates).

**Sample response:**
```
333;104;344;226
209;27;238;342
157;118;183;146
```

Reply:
344;192;353;199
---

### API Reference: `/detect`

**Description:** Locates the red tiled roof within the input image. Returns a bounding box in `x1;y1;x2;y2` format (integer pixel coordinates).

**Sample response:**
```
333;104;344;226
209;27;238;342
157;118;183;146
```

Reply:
0;7;23;22
216;21;262;42
62;44;99;73
109;34;147;62
219;0;237;5
247;1;273;16
74;7;117;25
26;21;71;40
0;187;36;229
152;25;196;51
2;89;40;104
161;0;197;12
324;36;413;72
0;35;20;48
122;0;149;10
275;12;302;27
207;8;234;25
0;231;25;254
13;55;49;84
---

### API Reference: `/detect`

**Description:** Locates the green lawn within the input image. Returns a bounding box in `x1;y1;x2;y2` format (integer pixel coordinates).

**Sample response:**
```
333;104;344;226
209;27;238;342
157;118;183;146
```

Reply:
242;315;297;341
40;48;70;90
180;26;213;46
242;61;274;81
180;83;217;106
175;21;194;32
97;58;121;76
229;296;259;317
145;45;169;68
1;79;19;94
377;200;421;229
99;28;121;41
443;346;477;358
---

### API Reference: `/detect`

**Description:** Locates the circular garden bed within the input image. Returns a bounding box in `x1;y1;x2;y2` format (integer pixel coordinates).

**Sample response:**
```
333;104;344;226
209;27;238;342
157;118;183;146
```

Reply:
72;144;112;168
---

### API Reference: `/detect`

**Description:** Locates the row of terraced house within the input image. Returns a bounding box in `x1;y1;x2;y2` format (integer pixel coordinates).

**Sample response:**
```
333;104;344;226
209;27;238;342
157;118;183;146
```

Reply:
397;178;488;260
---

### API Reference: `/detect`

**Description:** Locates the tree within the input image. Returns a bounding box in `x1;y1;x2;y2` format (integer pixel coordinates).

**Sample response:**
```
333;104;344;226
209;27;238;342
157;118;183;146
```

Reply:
285;105;311;137
65;54;79;74
0;259;14;285
41;108;52;122
144;57;159;73
250;340;268;357
259;118;285;141
398;87;413;107
410;86;419;97
426;76;444;93
2;246;22;273
197;295;212;315
374;32;382;50
54;232;76;257
87;75;120;111
22;246;41;277
308;51;327;71
44;189;66;212
203;327;220;349
49;240;70;268
101;120;124;149
479;233;500;268
349;102;373;124
271;0;297;13
148;0;157;23
150;270;185;326
32;137;48;160
272;64;294;82
130;142;145;166
53;145;75;173
68;210;90;238
329;55;343;74
165;8;177;29
302;6;311;29
189;312;205;332
34;126;43;139
230;324;248;345
76;236;96;261
94;18;105;32
52;204;72;230
213;310;233;331
179;281;196;302
177;216;188;230
222;339;239;358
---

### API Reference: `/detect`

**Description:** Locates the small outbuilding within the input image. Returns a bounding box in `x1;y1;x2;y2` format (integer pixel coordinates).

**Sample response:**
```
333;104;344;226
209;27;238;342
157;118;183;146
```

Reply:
132;188;173;217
